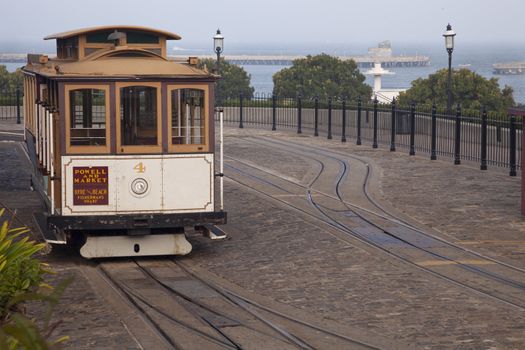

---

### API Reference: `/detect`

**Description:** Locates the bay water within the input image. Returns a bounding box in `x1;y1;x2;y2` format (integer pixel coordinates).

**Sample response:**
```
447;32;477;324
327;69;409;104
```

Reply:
3;43;524;103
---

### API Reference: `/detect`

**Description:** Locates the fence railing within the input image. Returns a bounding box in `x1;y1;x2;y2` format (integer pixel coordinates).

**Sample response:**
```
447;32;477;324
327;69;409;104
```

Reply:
2;87;519;175
220;93;522;175
0;89;23;123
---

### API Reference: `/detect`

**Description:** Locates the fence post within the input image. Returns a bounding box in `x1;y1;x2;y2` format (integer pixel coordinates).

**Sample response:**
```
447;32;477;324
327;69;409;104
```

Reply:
480;107;487;170
372;97;378;148
16;88;21;124
454;104;461;165
390;97;396;151
327;97;333;139
431;104;437;160
409;103;416;155
314;96;319;137
297;94;302;134
272;94;277;131
510;115;517;176
341;98;347;142
239;93;244;128
357;97;362;145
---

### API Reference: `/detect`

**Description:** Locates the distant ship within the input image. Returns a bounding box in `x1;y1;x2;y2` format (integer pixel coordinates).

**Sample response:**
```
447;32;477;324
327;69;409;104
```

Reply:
458;63;471;68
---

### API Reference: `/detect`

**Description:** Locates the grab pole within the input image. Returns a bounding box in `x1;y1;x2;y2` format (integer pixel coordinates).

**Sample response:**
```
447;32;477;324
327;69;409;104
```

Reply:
220;108;224;211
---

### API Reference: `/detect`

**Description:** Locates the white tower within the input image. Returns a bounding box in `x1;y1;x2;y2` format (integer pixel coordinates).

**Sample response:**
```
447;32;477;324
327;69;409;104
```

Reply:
365;62;394;96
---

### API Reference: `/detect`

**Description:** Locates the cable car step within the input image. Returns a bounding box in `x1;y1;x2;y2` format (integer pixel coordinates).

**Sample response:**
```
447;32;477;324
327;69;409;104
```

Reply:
33;212;66;244
202;224;228;240
79;233;192;259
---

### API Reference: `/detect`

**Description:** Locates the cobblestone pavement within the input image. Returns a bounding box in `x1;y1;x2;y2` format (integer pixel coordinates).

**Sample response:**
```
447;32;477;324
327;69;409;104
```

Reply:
185;125;525;349
0;120;141;350
26;262;142;350
2;119;525;349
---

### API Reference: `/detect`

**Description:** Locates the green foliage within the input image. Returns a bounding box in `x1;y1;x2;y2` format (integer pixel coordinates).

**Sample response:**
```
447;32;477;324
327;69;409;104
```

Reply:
0;218;46;318
272;54;372;100
0;209;71;349
197;58;254;101
0;66;23;92
397;68;515;113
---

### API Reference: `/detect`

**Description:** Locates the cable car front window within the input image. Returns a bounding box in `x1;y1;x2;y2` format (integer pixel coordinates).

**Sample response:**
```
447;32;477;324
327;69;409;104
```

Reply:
171;89;205;146
120;86;158;145
69;89;106;146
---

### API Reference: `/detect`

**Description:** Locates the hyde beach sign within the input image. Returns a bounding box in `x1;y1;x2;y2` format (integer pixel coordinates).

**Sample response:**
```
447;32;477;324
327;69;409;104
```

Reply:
72;166;109;205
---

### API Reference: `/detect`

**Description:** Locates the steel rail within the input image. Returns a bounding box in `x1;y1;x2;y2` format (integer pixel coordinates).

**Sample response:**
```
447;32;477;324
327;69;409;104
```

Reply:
241;137;525;291
135;261;284;347
98;264;184;350
175;261;383;350
253;136;525;275
223;145;525;310
136;260;314;350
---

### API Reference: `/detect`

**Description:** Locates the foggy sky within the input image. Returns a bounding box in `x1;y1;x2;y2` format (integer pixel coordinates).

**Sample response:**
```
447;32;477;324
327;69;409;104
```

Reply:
1;0;523;52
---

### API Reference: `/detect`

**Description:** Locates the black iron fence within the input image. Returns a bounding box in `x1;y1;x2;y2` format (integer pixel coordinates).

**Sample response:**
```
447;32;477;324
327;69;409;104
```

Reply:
2;87;519;175
219;93;522;175
0;89;23;123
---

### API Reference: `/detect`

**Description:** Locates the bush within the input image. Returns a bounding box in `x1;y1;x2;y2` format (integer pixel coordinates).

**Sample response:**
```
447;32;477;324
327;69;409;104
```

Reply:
272;54;372;101
397;68;515;114
0;209;70;349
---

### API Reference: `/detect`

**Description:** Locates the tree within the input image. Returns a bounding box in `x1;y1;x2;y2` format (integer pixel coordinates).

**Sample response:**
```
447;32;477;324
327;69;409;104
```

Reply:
397;68;515;113
197;58;254;101
272;54;372;100
0;65;23;92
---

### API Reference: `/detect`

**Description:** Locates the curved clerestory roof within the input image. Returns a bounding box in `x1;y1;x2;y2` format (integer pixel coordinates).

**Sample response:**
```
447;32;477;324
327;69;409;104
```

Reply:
44;25;181;40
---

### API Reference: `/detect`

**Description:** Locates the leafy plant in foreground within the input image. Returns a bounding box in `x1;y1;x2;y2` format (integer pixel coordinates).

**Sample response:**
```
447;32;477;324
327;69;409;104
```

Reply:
0;209;71;349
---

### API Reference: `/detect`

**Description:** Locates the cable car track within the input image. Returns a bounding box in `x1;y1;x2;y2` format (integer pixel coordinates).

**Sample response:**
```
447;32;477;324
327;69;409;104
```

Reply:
222;136;525;311
250;136;525;274
98;259;382;350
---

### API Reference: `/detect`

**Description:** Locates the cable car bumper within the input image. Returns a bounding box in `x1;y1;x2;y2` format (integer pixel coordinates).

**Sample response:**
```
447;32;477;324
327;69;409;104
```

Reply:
34;211;227;243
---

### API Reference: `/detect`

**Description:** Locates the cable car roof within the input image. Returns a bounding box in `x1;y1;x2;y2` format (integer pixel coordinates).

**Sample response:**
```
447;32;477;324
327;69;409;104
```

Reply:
24;56;215;79
44;25;181;40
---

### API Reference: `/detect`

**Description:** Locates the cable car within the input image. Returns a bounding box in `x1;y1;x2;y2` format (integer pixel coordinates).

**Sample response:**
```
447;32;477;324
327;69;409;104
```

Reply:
22;25;226;258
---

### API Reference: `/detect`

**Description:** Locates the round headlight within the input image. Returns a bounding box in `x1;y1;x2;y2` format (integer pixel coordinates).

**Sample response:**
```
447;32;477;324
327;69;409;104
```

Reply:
131;178;148;195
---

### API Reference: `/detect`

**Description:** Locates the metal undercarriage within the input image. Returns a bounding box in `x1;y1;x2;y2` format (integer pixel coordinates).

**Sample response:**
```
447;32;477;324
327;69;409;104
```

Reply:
33;211;227;258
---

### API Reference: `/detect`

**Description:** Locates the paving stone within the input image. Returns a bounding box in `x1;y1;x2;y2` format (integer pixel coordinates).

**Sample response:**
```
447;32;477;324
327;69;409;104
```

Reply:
2;118;525;349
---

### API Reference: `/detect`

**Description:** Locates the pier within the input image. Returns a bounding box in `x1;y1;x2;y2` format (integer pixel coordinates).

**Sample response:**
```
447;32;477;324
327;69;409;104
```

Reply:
178;54;431;68
493;62;525;75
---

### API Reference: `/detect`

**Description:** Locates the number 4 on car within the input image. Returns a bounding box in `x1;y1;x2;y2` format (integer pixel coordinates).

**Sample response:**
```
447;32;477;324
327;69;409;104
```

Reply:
24;25;227;258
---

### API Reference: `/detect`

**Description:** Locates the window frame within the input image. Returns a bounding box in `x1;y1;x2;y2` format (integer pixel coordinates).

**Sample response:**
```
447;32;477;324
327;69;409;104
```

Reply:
79;34;167;59
166;84;210;153
64;84;111;154
116;82;162;154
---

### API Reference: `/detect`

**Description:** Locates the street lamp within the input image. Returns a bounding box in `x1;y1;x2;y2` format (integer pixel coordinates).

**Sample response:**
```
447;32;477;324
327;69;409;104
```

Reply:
213;29;224;104
213;29;224;64
443;23;456;113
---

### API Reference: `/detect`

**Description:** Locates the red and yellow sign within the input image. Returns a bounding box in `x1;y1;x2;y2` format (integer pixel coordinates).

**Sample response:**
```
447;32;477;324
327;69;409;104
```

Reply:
73;166;109;205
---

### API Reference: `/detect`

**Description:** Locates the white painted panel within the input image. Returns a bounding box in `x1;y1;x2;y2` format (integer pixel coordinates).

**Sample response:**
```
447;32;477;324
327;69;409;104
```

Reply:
113;157;163;212
62;154;214;216
163;154;214;212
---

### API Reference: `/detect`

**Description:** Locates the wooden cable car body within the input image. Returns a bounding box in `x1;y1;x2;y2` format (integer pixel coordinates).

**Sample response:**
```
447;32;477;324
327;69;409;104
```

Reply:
22;26;226;258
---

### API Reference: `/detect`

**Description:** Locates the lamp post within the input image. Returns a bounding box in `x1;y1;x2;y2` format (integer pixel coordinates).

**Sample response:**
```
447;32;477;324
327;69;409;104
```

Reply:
443;23;456;113
213;29;224;105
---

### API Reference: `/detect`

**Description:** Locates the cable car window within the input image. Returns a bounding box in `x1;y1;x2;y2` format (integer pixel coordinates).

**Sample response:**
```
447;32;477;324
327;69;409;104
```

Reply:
171;89;205;146
126;31;159;44
120;86;158;145
57;37;79;59
86;31;113;43
69;89;106;146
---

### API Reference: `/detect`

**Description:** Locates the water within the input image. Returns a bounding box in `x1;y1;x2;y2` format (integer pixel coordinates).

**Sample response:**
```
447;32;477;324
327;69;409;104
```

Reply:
4;43;524;103
241;44;525;104
2;62;23;72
